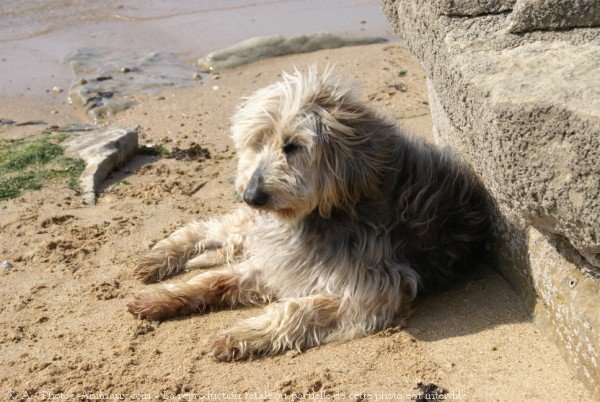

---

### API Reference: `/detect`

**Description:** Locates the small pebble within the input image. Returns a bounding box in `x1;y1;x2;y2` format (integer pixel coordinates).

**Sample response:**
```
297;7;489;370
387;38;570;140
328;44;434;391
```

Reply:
120;67;132;73
212;85;219;91
51;110;59;114
78;78;88;85
193;72;202;80
52;86;63;93
1;261;13;269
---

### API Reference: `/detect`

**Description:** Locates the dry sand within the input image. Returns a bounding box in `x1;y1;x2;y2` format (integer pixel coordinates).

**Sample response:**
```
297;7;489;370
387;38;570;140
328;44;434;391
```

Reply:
0;44;591;401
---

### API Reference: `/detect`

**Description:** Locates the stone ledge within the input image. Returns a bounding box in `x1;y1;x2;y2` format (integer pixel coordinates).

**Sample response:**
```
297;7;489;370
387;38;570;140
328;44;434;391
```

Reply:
426;74;599;396
381;0;599;395
63;127;139;205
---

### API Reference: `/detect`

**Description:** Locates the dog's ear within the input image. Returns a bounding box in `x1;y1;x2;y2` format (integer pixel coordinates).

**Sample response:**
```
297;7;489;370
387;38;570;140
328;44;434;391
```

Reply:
311;104;387;218
306;67;400;218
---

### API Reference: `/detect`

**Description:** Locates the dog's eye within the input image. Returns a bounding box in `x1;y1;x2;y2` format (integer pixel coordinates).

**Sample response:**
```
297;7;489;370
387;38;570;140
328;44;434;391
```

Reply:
283;142;300;155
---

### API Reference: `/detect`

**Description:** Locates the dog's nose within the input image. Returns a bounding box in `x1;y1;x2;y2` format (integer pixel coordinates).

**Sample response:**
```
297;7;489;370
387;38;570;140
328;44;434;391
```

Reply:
243;187;269;207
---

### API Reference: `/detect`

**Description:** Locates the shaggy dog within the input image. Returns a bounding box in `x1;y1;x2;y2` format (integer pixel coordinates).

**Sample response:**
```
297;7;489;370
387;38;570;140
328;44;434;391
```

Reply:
127;67;489;361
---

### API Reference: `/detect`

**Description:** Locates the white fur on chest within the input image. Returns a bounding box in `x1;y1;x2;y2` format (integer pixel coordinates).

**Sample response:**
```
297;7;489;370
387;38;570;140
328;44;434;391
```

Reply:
245;214;344;299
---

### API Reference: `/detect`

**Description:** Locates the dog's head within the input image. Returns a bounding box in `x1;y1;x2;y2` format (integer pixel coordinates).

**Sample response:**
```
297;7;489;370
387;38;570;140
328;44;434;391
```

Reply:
231;67;389;221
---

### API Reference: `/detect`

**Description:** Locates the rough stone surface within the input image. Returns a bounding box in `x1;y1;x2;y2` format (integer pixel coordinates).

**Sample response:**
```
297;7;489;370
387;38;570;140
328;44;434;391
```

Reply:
527;228;600;388
434;0;516;16
382;0;600;396
197;33;387;72
63;127;139;205
508;0;600;33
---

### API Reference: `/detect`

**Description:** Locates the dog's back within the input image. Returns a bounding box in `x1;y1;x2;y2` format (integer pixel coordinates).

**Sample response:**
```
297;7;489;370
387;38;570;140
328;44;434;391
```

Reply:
387;134;490;291
295;119;490;293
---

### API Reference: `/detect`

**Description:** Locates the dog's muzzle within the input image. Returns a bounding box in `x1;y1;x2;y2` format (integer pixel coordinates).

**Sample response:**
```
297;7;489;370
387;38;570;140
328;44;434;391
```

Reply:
243;171;269;207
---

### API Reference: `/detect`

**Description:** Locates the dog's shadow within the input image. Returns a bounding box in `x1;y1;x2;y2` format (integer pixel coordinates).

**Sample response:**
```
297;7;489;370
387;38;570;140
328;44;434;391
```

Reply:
406;265;528;341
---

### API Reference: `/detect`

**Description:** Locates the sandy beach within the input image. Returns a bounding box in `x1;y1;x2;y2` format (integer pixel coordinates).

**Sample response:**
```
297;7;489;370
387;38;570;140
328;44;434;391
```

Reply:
0;1;592;400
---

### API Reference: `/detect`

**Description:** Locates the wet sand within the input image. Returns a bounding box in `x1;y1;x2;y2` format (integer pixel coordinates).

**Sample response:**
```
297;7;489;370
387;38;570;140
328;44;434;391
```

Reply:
0;43;590;400
0;0;395;97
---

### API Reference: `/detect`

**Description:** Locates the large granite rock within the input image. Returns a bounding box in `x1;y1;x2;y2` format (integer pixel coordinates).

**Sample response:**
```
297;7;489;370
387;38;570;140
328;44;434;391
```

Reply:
382;0;599;396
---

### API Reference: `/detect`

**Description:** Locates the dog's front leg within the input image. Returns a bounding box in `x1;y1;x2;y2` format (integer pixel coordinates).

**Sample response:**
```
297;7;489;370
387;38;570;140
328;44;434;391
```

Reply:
127;264;267;321
134;207;257;283
211;295;349;361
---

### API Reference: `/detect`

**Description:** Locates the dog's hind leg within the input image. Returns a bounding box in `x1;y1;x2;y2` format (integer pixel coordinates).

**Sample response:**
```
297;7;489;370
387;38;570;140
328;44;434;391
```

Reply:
210;295;355;361
134;207;257;283
127;263;268;321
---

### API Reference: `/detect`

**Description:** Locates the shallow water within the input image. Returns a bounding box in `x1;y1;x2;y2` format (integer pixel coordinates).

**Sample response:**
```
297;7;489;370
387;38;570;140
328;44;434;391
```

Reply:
0;0;395;98
65;48;199;120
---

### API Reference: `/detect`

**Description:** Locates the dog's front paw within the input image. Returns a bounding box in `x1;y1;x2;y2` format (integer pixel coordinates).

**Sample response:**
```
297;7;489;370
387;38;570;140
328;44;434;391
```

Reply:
127;288;199;321
210;334;249;362
134;249;168;284
127;291;169;321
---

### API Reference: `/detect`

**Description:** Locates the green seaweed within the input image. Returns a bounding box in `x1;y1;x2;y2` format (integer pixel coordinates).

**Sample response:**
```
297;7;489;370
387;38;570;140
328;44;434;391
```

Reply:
137;145;170;156
0;134;85;200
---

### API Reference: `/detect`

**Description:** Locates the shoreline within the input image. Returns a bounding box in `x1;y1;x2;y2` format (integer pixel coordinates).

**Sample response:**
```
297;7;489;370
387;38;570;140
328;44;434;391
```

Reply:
0;0;396;99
